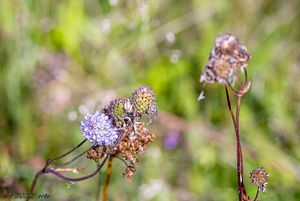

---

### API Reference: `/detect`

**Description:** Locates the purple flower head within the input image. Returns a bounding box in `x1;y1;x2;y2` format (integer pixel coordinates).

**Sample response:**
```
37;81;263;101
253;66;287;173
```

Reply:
80;111;119;146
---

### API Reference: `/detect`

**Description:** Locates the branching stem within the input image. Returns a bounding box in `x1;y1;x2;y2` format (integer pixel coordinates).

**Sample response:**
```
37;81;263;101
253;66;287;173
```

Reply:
27;133;124;201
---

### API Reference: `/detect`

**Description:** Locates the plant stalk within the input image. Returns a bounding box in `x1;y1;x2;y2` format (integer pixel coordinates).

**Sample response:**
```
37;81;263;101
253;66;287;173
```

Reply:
102;157;113;201
225;86;246;201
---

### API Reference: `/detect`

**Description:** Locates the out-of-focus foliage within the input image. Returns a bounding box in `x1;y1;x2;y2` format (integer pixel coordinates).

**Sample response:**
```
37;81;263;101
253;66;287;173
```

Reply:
1;0;300;200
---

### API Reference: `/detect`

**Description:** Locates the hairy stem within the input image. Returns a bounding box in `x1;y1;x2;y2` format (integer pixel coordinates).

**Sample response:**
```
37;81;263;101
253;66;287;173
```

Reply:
102;157;113;201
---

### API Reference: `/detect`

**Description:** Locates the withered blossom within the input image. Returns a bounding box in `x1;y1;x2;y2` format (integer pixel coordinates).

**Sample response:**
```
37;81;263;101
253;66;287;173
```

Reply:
250;167;269;192
199;33;251;85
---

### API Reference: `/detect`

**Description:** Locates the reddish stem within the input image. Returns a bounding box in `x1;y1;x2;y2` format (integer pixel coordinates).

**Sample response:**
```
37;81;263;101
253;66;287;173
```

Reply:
225;86;245;201
26;139;87;201
27;132;124;201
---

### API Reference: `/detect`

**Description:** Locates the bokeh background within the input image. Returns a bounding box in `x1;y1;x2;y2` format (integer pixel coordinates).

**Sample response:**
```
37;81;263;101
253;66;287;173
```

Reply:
1;0;300;200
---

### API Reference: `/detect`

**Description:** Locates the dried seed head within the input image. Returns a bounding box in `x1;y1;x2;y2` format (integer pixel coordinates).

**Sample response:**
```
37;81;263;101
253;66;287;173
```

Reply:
200;55;236;84
110;98;127;118
108;98;130;127
215;33;239;55
87;146;106;162
123;165;136;182
214;33;250;66
250;167;269;192
200;33;251;85
131;87;157;119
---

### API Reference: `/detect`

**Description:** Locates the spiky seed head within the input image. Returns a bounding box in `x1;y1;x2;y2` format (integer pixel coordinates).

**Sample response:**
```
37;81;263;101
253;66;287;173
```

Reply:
131;86;156;115
110;98;127;118
108;98;132;127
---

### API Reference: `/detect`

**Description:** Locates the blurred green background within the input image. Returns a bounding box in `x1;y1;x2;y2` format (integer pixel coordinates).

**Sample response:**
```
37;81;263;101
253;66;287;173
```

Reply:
1;0;300;200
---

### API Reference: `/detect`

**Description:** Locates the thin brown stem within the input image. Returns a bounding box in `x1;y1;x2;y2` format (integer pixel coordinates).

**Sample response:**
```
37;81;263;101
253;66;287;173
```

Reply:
102;157;113;201
26;170;43;201
27;132;124;201
225;86;244;201
44;132;124;182
236;96;244;179
47;139;87;164
116;155;129;166
26;139;87;201
57;144;95;167
236;95;247;199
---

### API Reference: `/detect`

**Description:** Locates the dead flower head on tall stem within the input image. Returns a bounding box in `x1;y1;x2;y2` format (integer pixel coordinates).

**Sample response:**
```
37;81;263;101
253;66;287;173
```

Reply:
198;33;269;201
198;33;251;100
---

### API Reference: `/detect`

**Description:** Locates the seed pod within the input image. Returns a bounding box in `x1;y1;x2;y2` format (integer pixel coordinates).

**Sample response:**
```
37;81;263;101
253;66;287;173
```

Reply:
108;98;130;127
131;87;157;119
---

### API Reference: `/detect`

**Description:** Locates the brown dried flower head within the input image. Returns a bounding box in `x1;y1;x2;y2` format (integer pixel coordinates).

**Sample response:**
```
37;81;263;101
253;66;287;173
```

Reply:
200;33;251;85
87;146;107;162
250;167;269;192
123;165;136;182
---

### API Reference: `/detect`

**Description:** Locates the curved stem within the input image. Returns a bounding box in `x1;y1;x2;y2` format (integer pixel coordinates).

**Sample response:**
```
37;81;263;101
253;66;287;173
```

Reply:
244;69;248;83
27;133;124;200
26;139;87;201
26;170;43;201
102;157;113;201
47;139;87;164
116;156;129;167
253;187;260;201
45;132;124;182
57;144;95;167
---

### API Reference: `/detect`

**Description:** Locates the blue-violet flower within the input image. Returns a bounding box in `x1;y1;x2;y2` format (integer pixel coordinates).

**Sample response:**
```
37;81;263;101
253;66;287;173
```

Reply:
80;111;119;146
